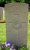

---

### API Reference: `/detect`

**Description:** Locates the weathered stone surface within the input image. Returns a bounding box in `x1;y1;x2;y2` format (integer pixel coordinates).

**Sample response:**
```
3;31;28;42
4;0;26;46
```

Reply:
0;7;3;20
5;3;28;46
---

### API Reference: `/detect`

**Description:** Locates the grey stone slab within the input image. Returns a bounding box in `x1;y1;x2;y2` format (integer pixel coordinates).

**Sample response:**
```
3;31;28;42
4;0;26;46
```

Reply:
5;3;28;46
0;7;3;19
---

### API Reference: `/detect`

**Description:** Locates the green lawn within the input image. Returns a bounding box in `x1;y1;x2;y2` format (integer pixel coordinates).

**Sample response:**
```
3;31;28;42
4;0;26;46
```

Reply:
27;12;30;50
0;23;6;43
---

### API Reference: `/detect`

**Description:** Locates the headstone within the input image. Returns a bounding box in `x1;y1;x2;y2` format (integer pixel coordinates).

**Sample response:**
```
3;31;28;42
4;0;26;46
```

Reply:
0;7;3;20
5;3;28;46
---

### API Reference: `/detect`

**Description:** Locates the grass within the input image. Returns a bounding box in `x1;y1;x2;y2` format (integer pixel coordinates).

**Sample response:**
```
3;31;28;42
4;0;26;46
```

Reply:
0;23;6;43
27;12;30;50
